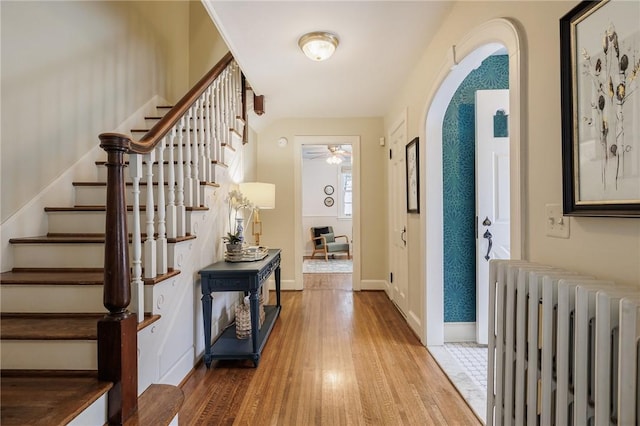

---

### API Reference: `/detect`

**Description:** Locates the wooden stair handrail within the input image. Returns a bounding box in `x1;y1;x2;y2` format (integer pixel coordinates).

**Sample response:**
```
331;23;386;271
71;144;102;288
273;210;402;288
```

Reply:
99;51;235;154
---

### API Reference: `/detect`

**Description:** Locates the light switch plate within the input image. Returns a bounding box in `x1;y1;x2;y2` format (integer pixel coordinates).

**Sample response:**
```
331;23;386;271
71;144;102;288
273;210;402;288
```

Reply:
545;204;570;238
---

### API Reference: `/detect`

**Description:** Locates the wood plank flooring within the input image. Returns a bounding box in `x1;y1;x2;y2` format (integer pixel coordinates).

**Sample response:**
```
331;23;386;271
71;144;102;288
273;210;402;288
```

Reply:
179;274;480;425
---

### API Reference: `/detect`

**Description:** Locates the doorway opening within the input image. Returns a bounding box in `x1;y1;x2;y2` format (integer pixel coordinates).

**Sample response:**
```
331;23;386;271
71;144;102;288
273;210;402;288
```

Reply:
294;136;361;292
302;144;353;291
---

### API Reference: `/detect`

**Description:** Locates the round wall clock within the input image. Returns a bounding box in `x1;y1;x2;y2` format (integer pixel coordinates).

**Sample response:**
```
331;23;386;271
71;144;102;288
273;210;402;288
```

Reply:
324;185;334;195
324;197;334;207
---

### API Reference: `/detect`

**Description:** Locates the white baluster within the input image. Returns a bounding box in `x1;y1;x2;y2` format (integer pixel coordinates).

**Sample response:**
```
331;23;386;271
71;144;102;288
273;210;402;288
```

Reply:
214;79;222;163
143;151;156;279
191;101;201;208
233;64;243;143
176;117;186;237
219;73;227;150
156;137;167;275
224;69;231;148
184;109;193;208
227;68;234;146
165;127;177;240
198;94;208;184
204;87;213;183
233;63;241;125
227;66;234;136
211;83;218;173
130;154;144;322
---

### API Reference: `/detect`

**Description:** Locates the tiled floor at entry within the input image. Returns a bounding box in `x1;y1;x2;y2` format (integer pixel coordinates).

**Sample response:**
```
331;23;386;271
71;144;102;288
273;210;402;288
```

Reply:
444;342;488;390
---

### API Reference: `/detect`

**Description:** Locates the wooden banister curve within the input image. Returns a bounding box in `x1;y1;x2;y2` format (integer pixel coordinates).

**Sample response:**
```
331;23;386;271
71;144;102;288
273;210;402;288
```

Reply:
99;52;235;154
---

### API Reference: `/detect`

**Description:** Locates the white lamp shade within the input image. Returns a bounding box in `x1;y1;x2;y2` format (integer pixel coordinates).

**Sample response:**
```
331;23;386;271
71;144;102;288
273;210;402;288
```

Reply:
239;182;275;209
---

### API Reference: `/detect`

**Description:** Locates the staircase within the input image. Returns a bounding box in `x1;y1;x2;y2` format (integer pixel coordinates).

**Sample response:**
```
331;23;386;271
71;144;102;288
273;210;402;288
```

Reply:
1;53;247;425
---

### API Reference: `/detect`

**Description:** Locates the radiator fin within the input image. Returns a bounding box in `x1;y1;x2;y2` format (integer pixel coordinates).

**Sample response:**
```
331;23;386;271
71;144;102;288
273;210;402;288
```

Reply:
486;260;639;426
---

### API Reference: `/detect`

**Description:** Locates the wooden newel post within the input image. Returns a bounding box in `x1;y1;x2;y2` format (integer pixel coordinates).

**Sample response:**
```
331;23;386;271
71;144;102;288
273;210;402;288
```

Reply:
98;133;138;425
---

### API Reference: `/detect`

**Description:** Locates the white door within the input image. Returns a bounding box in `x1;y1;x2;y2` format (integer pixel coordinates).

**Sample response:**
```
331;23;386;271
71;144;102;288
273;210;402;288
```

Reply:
389;116;408;316
476;89;510;344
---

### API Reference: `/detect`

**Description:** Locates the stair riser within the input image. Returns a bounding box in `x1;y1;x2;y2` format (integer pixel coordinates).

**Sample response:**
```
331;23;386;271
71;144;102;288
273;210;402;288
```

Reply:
13;244;109;268
75;182;202;207
96;161;217;183
1;285;105;313
1;340;97;370
47;210;199;235
48;210;128;234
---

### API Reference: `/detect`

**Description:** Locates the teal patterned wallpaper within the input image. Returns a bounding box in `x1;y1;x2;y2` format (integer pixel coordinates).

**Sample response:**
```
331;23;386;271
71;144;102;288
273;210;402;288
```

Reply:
442;55;508;323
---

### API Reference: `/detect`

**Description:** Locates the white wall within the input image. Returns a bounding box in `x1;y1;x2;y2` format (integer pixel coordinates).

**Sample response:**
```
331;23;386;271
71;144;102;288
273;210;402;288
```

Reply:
1;1;190;223
302;157;352;256
384;1;640;342
303;159;340;217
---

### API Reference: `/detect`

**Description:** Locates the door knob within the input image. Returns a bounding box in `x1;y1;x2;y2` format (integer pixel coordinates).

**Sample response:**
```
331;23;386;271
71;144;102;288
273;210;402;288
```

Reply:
482;217;492;226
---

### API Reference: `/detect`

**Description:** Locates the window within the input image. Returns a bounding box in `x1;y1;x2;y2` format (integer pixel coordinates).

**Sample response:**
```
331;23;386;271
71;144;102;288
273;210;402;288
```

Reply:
339;166;352;218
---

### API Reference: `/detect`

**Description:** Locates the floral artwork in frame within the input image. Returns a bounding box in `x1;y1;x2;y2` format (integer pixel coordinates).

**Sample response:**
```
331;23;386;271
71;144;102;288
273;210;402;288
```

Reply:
560;0;640;217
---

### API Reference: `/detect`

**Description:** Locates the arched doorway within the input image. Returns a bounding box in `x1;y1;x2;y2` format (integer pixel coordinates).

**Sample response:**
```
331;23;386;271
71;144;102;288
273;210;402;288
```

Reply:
420;18;525;420
423;18;524;347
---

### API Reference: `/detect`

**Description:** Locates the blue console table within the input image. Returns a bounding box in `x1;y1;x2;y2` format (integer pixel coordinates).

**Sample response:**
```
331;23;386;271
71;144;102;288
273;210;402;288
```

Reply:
198;248;281;368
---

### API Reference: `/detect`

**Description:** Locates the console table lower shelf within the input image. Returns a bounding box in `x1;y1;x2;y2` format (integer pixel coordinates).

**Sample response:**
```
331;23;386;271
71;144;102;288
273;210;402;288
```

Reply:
198;249;282;369
206;305;280;367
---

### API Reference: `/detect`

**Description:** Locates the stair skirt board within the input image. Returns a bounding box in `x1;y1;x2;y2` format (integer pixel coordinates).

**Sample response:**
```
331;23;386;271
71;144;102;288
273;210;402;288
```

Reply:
67;393;108;426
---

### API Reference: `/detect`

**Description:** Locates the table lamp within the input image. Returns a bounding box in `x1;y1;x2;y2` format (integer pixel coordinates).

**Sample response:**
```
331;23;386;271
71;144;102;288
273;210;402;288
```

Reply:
239;182;275;246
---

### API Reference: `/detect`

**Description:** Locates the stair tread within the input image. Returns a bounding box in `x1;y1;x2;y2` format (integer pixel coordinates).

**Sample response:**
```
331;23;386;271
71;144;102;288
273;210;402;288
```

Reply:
94;159;227;166
0;370;112;426
9;234;198;246
0;269;104;285
72;181;220;188
44;205;210;212
123;384;184;426
0;313;105;340
9;235;107;244
0;313;162;340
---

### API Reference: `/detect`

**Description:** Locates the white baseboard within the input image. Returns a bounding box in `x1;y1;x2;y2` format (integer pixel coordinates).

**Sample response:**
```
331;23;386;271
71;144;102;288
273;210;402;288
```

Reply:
269;279;298;291
159;345;195;387
444;322;476;342
360;279;386;291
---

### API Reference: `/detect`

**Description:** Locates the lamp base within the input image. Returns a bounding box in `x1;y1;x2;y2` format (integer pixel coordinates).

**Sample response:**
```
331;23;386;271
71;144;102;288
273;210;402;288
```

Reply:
251;210;263;246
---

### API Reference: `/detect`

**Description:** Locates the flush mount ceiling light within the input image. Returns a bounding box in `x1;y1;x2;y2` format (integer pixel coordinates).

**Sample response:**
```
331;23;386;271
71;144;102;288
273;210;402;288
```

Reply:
298;31;339;62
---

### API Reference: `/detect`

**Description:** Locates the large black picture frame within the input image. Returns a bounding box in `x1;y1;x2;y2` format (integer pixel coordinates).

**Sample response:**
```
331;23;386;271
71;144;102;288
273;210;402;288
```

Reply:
406;137;419;213
560;0;640;217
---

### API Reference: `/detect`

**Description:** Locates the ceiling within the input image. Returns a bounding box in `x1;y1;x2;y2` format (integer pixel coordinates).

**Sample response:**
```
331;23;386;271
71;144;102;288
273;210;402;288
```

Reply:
203;1;454;131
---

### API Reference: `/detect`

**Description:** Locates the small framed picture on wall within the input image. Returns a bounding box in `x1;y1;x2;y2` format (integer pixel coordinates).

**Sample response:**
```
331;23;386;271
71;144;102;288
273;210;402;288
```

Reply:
406;137;419;213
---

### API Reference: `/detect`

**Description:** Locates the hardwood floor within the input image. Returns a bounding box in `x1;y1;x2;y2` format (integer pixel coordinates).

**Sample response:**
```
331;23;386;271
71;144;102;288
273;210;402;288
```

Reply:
179;274;481;425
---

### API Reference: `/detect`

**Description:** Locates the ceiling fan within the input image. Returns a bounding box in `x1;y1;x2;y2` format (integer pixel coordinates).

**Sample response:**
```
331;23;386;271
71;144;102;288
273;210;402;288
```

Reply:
304;145;351;164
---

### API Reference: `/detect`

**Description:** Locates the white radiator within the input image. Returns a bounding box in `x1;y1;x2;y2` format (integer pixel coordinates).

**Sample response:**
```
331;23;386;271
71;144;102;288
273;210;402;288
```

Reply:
487;260;640;426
